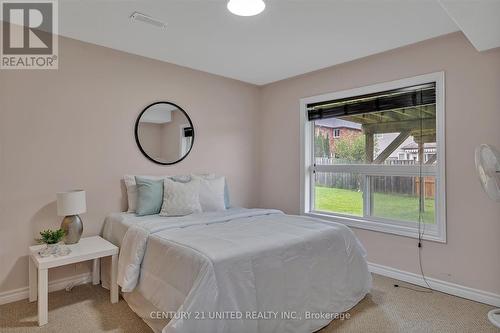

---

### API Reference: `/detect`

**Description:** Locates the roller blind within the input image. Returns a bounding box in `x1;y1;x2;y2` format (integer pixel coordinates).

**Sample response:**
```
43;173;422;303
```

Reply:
307;83;436;121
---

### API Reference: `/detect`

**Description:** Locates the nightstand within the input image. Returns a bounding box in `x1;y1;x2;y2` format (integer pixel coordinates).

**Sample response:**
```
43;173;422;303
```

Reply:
28;236;119;326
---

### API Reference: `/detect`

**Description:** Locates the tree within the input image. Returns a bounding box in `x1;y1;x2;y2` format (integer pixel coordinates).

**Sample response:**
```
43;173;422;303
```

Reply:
314;131;331;158
315;132;324;157
335;134;366;162
323;133;331;158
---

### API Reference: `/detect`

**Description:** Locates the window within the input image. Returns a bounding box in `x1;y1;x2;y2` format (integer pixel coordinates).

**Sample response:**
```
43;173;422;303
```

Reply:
300;73;446;242
333;128;341;138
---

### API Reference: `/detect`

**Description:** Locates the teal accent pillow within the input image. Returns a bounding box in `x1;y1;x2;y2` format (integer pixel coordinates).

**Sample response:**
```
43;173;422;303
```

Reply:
135;176;164;216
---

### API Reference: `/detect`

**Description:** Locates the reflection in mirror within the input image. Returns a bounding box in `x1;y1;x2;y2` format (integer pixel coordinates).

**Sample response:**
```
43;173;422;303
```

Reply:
135;102;194;165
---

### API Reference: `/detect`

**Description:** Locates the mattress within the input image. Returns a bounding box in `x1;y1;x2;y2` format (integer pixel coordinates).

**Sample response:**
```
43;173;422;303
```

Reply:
102;208;372;333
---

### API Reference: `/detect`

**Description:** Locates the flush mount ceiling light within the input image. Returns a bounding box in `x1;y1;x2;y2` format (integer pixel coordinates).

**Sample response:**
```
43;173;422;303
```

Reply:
227;0;266;16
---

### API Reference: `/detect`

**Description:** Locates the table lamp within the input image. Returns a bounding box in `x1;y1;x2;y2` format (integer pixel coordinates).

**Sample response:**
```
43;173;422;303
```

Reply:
57;190;86;244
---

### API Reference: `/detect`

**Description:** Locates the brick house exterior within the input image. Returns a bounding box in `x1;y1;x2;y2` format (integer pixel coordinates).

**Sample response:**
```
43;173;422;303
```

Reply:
314;118;362;157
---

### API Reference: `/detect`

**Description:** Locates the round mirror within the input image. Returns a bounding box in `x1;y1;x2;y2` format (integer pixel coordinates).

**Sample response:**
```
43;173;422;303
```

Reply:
135;102;194;165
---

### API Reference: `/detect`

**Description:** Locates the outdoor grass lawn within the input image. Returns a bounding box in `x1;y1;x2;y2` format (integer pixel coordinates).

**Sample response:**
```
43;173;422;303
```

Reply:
315;186;435;224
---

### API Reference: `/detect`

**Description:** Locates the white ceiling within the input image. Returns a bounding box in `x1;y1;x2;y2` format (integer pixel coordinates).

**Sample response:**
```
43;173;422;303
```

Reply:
141;104;177;124
52;1;496;85
438;0;500;52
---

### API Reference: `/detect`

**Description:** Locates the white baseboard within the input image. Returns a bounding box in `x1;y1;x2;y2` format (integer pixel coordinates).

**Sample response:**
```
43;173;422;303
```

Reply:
2;263;498;308
368;262;500;307
0;272;92;306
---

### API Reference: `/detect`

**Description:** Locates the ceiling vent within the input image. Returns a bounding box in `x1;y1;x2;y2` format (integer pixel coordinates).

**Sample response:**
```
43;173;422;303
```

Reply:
130;12;167;29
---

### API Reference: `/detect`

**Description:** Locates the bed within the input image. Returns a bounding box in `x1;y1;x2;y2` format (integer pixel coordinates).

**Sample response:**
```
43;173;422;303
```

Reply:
101;207;372;333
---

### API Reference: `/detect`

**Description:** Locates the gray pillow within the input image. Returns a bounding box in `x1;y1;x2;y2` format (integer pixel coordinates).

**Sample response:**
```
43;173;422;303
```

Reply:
135;176;164;216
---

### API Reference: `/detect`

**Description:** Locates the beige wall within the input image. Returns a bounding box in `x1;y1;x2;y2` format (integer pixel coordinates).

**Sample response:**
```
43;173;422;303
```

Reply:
160;110;190;162
137;122;163;160
258;32;500;294
0;36;260;293
1;31;499;299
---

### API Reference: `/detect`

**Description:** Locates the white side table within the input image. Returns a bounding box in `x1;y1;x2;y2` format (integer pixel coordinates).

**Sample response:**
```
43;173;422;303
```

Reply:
29;236;119;326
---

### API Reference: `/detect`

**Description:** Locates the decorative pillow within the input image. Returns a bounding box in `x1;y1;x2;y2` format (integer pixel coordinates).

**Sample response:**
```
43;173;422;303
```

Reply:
160;178;202;216
124;175;162;213
124;173;215;213
169;173;230;208
192;175;226;212
193;173;231;208
135;177;164;216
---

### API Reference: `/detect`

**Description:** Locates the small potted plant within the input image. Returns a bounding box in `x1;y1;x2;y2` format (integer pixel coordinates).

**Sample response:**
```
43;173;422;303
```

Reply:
36;229;66;257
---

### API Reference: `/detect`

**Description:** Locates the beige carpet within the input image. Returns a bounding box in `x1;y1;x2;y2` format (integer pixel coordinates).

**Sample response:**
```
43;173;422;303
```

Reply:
1;274;499;333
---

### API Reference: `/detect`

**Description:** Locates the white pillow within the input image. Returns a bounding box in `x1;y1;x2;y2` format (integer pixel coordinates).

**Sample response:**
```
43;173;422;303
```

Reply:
192;175;226;212
124;173;215;213
160;178;202;216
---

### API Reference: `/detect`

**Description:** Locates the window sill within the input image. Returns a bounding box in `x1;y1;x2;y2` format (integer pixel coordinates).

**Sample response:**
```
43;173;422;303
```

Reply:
303;211;446;243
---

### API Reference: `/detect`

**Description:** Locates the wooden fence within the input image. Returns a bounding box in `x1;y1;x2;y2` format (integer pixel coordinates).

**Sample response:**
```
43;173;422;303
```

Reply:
314;158;435;198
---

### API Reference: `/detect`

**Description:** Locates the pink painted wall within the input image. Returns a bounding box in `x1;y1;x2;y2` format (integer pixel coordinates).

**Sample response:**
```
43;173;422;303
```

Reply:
257;32;500;294
1;30;499;299
0;36;260;293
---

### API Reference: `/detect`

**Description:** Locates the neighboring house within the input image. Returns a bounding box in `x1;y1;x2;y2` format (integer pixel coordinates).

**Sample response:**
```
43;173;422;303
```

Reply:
376;133;436;163
315;118;362;157
315;119;437;163
400;142;437;163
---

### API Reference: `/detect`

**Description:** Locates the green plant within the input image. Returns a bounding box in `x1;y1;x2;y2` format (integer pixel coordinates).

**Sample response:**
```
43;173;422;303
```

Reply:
335;134;367;162
36;229;65;244
323;133;331;157
315;132;331;157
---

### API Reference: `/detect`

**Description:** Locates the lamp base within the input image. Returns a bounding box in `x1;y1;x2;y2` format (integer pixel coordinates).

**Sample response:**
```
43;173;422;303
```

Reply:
60;215;83;244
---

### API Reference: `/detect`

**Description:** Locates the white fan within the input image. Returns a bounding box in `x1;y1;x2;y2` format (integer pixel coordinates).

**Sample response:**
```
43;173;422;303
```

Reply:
475;144;500;202
475;144;500;328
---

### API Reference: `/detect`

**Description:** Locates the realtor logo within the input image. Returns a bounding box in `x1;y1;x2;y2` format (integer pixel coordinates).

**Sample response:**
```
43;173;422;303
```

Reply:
1;0;58;69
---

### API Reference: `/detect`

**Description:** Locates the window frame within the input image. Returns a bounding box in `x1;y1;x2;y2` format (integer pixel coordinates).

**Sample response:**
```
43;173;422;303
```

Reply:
333;128;341;138
300;72;446;243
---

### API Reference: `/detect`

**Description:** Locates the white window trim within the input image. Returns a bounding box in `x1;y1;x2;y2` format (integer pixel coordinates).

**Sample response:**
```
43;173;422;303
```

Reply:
299;72;446;243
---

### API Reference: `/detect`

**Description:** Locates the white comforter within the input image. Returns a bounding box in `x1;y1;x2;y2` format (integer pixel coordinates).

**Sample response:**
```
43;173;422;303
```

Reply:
113;208;371;333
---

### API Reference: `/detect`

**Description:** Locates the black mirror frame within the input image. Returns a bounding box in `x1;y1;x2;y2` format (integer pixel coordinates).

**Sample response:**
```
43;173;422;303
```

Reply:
134;101;195;165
